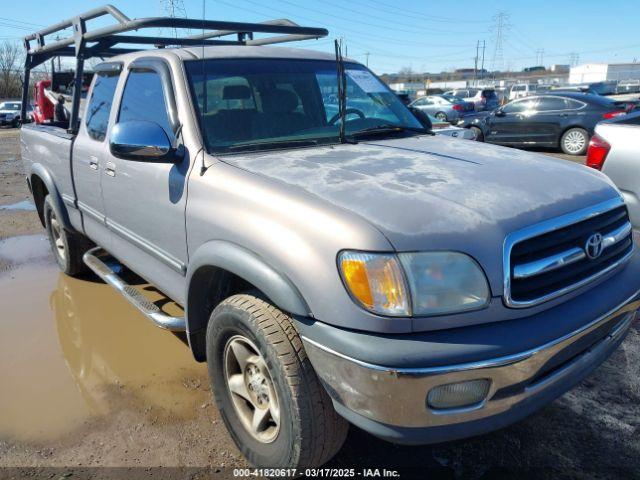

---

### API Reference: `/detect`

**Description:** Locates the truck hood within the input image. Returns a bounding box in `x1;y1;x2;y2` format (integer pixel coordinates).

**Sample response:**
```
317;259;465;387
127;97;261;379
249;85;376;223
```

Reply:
222;135;620;293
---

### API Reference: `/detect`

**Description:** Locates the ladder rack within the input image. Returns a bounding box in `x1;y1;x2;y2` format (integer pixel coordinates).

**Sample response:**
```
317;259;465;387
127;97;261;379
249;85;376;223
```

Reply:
21;4;328;133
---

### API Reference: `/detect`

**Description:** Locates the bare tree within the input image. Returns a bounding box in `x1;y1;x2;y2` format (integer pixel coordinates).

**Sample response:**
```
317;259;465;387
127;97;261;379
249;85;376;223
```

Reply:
0;41;23;99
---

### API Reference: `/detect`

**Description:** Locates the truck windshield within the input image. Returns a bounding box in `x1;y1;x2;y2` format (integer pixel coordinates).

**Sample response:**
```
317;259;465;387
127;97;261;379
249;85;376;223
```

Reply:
185;58;423;153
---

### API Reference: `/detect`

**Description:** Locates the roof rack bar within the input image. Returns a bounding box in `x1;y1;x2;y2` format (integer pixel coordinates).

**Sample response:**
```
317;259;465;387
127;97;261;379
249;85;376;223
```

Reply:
185;18;300;40
27;16;328;55
24;4;129;41
108;35;244;47
247;34;324;46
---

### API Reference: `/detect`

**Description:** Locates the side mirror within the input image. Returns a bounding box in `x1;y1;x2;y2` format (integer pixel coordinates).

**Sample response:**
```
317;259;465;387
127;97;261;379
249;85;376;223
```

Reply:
110;120;178;162
494;109;506;117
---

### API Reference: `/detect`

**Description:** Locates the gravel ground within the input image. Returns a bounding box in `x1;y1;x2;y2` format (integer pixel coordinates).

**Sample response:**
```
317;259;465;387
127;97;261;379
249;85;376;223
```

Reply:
0;128;638;479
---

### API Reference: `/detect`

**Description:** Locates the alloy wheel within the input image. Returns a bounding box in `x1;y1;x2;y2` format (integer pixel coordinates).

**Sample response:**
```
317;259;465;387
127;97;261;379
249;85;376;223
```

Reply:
564;130;586;154
224;335;281;443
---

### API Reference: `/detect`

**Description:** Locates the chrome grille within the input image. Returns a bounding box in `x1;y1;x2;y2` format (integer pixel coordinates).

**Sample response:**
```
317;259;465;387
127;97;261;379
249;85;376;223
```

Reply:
504;198;634;308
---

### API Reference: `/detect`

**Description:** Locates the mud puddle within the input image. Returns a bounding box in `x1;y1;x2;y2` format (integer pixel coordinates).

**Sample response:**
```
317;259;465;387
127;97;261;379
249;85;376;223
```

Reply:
0;235;209;444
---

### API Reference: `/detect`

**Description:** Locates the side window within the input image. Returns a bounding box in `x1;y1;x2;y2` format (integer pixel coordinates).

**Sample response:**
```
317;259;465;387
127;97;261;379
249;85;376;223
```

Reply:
85;70;120;141
413;98;427;106
565;99;584;110
503;99;537;113
537;97;568;112
118;70;173;136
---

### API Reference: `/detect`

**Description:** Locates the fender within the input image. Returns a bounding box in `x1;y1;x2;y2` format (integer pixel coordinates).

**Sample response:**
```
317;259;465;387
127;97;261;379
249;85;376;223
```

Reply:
186;240;311;323
30;163;72;230
184;240;312;361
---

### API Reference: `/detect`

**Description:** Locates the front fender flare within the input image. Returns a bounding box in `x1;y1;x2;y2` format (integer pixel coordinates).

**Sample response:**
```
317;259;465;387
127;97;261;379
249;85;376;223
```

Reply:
185;240;311;333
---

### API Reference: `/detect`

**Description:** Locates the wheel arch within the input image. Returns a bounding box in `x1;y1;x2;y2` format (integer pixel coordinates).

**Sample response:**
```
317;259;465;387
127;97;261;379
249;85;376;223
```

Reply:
185;240;311;361
29;164;70;229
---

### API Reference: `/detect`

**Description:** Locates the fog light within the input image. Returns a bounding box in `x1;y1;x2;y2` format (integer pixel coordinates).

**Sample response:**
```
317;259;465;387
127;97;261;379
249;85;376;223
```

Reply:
427;379;491;410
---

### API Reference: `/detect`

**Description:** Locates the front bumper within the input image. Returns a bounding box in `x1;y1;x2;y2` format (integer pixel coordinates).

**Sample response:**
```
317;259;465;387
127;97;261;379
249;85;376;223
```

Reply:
302;290;639;444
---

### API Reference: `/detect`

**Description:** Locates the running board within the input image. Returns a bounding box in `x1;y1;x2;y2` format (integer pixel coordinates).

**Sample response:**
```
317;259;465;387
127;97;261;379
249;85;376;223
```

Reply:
83;247;186;332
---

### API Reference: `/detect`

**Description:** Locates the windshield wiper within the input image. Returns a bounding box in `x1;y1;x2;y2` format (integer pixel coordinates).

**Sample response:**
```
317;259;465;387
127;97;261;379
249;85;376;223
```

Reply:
348;124;431;139
225;139;319;153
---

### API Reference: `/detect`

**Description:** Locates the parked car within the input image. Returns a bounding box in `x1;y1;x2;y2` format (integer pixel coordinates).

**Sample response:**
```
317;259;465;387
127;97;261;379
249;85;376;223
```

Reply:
444;88;499;111
617;80;640;94
428;114;475;139
469;93;627;155
409;94;473;122
508;84;538;101
586;111;640;228
551;81;617;96
0;101;25;127
20;5;640;470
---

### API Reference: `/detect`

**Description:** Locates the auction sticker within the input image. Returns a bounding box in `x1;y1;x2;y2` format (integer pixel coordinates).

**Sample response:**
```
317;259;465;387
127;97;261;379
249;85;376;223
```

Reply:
346;69;387;93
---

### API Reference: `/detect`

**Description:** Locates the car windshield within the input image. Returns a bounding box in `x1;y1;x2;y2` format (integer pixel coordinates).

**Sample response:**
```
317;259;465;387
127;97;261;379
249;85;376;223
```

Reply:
0;102;20;111
185;58;423;153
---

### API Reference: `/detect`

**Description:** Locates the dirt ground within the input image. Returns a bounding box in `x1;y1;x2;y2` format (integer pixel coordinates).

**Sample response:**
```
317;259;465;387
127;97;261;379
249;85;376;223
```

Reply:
1;127;639;479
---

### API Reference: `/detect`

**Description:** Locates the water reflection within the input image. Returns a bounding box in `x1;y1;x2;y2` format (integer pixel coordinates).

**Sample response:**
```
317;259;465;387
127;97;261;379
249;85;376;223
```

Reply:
0;262;207;442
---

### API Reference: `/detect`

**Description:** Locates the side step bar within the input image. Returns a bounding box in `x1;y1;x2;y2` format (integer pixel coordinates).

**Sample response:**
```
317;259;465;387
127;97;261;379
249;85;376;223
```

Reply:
83;247;186;332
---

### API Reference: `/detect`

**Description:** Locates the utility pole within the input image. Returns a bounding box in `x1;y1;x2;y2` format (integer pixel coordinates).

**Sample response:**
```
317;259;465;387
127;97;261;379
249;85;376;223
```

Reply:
480;40;486;82
490;12;509;75
364;52;370;67
474;40;479;86
536;48;545;66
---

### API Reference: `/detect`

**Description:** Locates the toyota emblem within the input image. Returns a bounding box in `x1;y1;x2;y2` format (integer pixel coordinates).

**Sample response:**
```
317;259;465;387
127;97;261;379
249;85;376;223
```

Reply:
585;233;604;260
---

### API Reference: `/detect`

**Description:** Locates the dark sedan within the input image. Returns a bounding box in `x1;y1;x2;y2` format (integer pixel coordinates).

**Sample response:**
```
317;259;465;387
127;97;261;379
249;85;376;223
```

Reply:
466;93;627;155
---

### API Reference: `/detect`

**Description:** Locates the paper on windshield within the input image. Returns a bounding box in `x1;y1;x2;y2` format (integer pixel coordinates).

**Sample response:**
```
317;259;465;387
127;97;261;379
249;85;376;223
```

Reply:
346;69;387;93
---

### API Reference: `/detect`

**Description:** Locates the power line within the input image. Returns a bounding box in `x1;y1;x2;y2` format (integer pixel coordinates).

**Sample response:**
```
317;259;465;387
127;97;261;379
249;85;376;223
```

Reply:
490;12;509;72
160;0;188;38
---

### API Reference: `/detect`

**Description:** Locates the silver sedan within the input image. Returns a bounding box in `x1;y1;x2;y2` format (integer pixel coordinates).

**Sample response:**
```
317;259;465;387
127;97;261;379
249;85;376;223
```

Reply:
587;111;640;228
409;95;472;123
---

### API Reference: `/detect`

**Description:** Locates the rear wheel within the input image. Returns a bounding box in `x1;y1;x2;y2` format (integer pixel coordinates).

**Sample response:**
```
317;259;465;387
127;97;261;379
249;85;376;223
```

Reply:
560;128;589;155
206;294;348;468
435;112;447;122
44;195;91;276
469;126;484;142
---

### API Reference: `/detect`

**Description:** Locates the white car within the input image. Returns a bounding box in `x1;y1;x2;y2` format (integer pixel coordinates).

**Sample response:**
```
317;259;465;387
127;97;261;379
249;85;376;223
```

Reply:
429;115;475;140
508;84;537;101
586;111;640;227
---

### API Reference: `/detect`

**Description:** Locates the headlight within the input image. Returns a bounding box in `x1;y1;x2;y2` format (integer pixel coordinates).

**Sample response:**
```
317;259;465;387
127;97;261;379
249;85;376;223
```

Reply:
339;250;489;317
399;252;489;316
338;251;410;316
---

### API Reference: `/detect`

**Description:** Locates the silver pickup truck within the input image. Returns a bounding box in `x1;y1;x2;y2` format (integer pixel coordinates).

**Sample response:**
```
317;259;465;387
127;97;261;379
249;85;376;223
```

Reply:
19;5;640;469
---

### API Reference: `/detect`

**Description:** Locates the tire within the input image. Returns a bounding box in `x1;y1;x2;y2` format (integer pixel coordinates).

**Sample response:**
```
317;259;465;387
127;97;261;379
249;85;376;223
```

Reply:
44;195;91;276
206;294;348;469
469;126;484;142
560;127;589;155
435;112;447;122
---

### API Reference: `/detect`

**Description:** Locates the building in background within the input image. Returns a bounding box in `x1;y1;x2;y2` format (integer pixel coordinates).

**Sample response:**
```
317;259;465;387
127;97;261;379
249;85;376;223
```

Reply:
570;63;640;84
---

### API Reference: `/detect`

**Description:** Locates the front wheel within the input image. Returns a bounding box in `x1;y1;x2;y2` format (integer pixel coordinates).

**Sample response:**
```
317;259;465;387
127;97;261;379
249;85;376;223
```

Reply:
206;294;348;468
469;126;484;142
560;128;589;155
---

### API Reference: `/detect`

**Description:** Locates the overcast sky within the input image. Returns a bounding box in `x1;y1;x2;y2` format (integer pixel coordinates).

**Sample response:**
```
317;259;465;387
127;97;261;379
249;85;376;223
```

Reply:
3;0;640;74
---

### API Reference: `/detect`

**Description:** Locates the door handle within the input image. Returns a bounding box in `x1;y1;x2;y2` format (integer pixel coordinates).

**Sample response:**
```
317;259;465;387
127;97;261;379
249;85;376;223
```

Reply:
89;156;99;170
105;161;116;177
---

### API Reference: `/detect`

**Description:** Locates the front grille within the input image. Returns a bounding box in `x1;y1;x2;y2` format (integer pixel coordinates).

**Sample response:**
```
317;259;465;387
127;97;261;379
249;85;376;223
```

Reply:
505;200;634;307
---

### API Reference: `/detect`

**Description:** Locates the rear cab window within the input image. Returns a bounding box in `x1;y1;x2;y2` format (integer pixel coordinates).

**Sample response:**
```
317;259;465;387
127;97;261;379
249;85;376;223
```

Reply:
85;70;120;141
